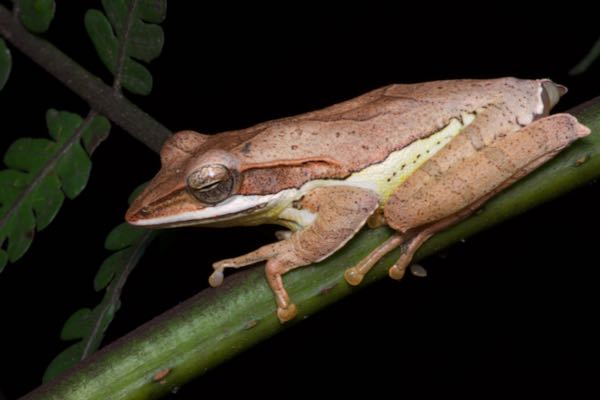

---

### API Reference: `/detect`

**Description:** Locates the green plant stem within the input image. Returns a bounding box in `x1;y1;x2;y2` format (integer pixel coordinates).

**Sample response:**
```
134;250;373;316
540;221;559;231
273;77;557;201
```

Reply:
21;99;600;400
0;4;170;153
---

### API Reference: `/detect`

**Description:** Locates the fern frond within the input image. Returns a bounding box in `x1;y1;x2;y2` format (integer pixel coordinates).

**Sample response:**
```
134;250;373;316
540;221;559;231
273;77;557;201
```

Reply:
85;0;166;95
0;110;110;272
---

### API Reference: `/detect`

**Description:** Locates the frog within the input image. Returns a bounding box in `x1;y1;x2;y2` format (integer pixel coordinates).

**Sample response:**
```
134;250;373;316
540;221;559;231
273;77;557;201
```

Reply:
126;78;590;323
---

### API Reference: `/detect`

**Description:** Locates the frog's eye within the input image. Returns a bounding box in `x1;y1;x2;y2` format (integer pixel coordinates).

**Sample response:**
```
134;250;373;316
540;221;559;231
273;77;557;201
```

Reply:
541;80;568;116
187;164;236;204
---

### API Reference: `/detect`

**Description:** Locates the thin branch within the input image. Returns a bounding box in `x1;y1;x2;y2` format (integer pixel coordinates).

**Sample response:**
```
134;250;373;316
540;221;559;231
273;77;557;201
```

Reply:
0;111;96;231
0;4;170;153
21;99;600;400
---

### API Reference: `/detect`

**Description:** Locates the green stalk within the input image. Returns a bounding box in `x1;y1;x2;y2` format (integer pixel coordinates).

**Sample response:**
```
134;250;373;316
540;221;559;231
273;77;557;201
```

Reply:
22;99;600;400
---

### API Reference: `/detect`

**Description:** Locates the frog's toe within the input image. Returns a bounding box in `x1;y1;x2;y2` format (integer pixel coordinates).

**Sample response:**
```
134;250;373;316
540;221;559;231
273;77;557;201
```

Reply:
277;303;297;323
344;267;364;286
208;269;224;287
388;264;407;280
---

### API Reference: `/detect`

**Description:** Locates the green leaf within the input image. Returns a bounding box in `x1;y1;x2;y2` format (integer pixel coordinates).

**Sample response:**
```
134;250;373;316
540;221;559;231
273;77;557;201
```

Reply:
137;0;167;24
18;0;56;34
85;0;166;95
44;202;156;381
57;142;91;199
0;38;11;91
31;173;63;230
121;57;152;95
43;342;84;383
570;35;600;75
0;111;111;269
61;308;94;340
104;223;147;251
93;250;125;291
84;10;118;74
82;115;110;154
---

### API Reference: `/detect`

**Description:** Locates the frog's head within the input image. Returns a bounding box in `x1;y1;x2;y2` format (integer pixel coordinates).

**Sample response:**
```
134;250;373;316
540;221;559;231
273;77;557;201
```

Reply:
126;130;284;228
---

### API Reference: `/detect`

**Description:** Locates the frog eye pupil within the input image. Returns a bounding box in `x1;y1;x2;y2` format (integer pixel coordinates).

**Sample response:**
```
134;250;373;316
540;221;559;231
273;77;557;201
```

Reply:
187;164;235;204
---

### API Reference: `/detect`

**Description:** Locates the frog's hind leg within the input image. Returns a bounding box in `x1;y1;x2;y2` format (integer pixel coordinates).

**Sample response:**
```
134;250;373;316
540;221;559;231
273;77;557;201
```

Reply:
387;208;475;280
344;234;404;286
385;113;589;280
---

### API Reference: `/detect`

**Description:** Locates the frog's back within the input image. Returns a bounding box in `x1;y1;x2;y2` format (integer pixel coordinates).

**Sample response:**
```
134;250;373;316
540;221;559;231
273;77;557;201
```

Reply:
223;78;543;195
232;78;539;171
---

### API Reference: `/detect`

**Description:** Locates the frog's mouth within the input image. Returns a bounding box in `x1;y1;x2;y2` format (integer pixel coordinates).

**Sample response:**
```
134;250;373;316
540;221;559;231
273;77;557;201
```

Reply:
127;192;288;228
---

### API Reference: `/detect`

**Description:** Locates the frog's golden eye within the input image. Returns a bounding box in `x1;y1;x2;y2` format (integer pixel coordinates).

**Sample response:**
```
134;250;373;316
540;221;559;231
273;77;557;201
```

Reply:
187;164;235;204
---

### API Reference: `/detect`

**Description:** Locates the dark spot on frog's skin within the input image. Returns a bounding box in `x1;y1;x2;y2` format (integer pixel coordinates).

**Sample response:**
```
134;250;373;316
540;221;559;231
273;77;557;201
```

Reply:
242;142;252;154
401;164;406;169
386;178;391;182
335;131;341;138
362;145;369;150
436;141;441;145
291;144;298;150
416;154;421;159
392;172;397;176
311;131;318;136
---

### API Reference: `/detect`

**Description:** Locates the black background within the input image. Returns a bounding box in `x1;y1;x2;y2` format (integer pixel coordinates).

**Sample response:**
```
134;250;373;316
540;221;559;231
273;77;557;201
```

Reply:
0;2;599;399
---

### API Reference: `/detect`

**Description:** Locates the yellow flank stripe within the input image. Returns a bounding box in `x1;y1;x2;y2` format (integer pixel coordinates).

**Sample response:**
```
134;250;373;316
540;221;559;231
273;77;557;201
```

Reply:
347;113;475;202
271;113;476;229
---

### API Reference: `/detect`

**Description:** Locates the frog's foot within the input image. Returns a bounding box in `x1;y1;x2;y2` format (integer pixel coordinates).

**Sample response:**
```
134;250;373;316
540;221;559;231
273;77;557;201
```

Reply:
344;234;404;286
208;266;224;287
388;256;409;280
388;234;431;281
277;303;297;323
208;245;279;287
344;267;365;286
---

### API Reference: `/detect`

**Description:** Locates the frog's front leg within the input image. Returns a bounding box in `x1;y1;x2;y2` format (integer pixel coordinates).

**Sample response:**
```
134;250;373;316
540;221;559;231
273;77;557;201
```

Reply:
211;185;380;322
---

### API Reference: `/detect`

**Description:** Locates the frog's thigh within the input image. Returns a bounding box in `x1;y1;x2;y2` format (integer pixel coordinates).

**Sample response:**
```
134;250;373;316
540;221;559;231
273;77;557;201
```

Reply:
268;185;379;322
385;113;585;232
383;114;587;279
291;185;380;263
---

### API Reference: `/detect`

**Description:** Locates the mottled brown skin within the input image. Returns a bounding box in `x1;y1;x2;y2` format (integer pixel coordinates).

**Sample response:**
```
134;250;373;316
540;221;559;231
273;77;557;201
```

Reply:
128;78;547;222
126;78;590;323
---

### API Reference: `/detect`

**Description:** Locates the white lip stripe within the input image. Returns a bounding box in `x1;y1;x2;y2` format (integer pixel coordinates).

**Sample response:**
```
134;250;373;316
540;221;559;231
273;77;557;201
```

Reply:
131;192;287;226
